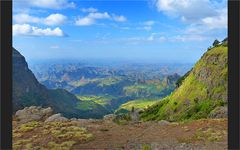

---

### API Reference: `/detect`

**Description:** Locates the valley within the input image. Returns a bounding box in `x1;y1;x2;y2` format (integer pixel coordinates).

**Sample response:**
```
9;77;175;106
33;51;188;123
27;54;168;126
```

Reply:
12;39;228;150
30;60;191;116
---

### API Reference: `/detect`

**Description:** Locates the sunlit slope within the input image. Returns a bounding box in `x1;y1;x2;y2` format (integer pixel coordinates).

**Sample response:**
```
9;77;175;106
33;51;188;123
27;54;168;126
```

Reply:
141;44;227;121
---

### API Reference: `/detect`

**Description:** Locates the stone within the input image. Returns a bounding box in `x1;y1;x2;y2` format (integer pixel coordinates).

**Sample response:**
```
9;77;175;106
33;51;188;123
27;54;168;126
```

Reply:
15;106;53;123
208;106;227;118
158;120;170;126
103;114;116;122
70;118;77;121
45;113;68;122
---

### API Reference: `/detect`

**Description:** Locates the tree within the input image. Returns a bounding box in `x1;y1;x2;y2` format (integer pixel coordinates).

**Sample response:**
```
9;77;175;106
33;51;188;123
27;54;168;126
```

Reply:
222;37;228;46
212;39;220;47
131;106;135;112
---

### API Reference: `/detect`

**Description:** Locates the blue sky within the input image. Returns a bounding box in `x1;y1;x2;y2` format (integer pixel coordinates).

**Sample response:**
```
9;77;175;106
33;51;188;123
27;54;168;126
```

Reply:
13;0;227;64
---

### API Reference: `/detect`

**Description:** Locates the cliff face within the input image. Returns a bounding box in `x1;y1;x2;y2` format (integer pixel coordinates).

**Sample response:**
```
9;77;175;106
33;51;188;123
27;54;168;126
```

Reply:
141;43;228;121
13;48;47;111
12;48;109;118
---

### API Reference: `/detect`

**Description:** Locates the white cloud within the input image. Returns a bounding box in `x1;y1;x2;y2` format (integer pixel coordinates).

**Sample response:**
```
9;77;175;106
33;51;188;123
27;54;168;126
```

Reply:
25;0;75;9
112;14;127;22
184;8;227;35
81;7;98;13
75;12;127;26
44;14;67;26
75;12;110;26
14;13;67;26
75;17;95;26
201;8;227;29
14;14;41;24
155;0;227;34
13;24;65;37
88;12;111;19
155;0;217;22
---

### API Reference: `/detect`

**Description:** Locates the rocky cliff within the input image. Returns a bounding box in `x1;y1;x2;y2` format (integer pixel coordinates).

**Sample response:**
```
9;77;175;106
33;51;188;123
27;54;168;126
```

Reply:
13;48;109;118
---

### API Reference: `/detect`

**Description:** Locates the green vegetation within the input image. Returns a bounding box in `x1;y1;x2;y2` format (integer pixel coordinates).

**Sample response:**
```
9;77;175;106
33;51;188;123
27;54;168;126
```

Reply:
141;44;228;122
19;121;40;132
113;113;132;125
47;141;76;150
76;101;97;110
124;83;166;97
116;98;160;113
177;127;226;143
98;77;123;86
76;95;113;106
175;69;192;88
142;144;151;150
212;39;220;47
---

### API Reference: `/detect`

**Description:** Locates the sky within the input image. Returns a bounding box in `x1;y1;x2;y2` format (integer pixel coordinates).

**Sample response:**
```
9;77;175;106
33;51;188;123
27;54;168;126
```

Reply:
13;0;227;64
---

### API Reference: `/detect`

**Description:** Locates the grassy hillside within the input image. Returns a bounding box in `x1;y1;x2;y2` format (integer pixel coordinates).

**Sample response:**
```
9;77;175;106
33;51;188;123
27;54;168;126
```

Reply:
141;44;227;121
115;98;161;114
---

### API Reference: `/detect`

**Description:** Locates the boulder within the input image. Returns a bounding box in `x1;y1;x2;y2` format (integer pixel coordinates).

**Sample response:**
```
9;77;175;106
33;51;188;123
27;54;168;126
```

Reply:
158;120;170;126
103;114;116;122
45;113;68;122
208;106;227;118
15;106;53;123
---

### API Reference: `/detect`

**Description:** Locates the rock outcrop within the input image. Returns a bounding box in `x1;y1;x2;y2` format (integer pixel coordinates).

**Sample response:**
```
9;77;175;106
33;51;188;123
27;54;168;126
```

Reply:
15;106;53;123
45;113;68;122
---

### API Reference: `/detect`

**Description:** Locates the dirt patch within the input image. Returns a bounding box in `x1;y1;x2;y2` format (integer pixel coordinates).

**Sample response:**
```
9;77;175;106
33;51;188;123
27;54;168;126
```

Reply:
13;118;227;150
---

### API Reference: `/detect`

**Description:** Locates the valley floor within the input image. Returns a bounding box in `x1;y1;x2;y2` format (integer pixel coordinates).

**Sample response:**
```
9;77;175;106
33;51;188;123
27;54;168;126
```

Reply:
13;118;227;150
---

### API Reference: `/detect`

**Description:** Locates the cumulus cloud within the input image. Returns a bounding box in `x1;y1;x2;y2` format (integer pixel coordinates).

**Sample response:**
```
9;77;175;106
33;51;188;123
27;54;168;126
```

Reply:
44;14;67;26
24;0;75;9
155;0;227;32
201;8;227;29
14;13;41;24
14;13;67;26
13;24;65;37
75;17;95;26
75;11;127;26
75;12;110;26
88;12;111;19
155;0;217;22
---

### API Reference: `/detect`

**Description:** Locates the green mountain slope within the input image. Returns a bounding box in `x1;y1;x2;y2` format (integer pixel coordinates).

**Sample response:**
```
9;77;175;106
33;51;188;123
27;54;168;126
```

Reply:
13;48;109;118
141;42;227;121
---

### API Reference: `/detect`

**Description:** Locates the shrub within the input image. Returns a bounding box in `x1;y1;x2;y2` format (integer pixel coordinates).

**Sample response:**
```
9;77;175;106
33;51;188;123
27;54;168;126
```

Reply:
213;39;220;47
